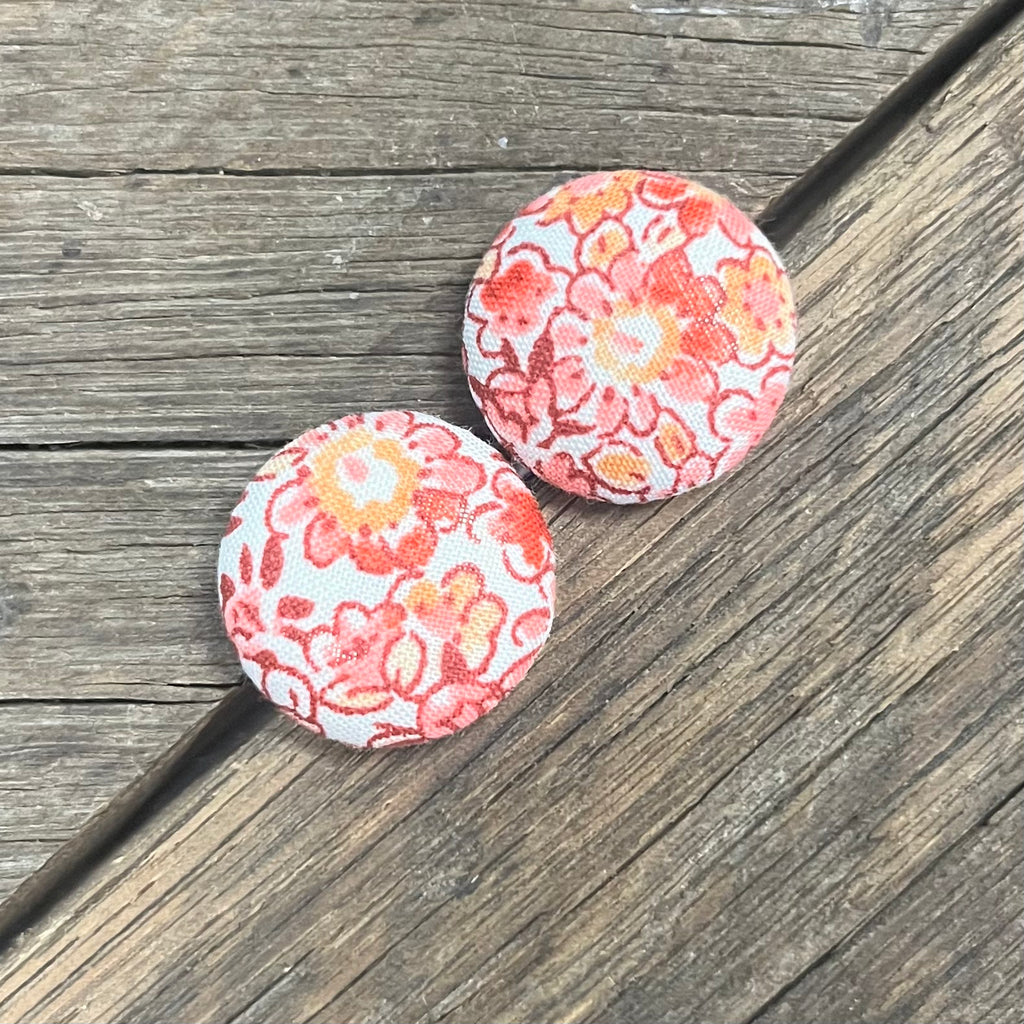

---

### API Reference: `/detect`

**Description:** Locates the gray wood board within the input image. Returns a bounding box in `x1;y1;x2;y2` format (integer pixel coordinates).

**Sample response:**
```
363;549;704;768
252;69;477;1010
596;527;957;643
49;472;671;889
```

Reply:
753;792;1024;1024
0;0;980;173
3;0;983;913
0;25;1019;1024
0;170;781;444
0;448;268;901
0;702;211;903
1;447;275;701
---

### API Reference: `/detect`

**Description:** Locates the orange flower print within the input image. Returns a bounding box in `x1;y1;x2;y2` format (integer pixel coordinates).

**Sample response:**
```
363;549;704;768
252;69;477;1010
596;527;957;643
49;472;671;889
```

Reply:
538;170;643;235
580;221;632;270
463;171;797;504
586;440;651;496
717;249;797;365
569;252;687;386
267;416;485;575
219;412;555;749
654;416;715;492
308;429;419;534
592;297;684;385
480;256;558;339
406;566;505;672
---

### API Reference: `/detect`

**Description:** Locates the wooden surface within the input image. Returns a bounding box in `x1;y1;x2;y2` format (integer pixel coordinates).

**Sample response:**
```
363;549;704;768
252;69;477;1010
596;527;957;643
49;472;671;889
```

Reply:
756;793;1024;1024
0;0;997;911
0;703;209;902
0;15;1020;1022
0;170;781;444
0;0;980;173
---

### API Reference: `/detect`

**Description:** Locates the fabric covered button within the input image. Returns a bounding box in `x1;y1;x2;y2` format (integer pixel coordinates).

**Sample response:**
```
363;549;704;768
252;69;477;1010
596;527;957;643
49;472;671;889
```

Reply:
218;411;555;749
463;170;797;503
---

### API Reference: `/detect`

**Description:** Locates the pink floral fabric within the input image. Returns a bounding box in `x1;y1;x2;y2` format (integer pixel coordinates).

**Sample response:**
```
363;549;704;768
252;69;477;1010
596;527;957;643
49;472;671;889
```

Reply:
463;170;797;503
218;411;555;748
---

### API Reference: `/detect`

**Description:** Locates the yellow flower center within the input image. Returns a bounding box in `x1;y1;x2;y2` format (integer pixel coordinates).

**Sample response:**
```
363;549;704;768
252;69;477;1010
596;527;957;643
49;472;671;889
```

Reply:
593;299;682;384
593;451;650;490
309;429;419;533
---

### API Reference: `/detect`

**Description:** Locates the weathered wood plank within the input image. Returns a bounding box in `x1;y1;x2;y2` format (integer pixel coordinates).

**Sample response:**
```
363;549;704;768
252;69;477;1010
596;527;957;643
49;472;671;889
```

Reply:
0;448;278;701
0;703;212;902
0;449;270;901
0;169;773;444
0;0;981;173
0;444;569;901
5;0;980;908
752;792;1024;1024
0;23;1019;1023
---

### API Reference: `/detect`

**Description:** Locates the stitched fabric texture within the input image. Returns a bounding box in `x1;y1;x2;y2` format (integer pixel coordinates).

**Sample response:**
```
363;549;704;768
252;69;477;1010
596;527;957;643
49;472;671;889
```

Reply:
463;170;797;503
218;411;556;749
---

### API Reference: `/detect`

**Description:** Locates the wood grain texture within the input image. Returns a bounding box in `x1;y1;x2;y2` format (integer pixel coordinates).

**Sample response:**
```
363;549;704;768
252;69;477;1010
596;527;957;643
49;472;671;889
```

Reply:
0;23;1020;1024
1;447;275;701
0;449;270;899
0;703;211;902
3;0;981;909
0;0;980;174
0;169;780;444
0;0;992;907
753;792;1024;1024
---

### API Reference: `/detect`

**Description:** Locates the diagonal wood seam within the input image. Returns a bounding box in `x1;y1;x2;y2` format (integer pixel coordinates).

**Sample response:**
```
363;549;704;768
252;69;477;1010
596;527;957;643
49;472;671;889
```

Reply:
0;0;1021;958
292;603;1019;1024
740;783;1024;1024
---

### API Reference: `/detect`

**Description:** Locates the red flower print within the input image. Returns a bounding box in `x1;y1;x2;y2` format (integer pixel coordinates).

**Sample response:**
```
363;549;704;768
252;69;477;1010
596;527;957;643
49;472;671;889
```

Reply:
661;352;719;406
480;258;558;338
220;573;265;658
713;368;790;475
639;174;757;248
267;419;484;576
245;649;318;730
511;607;553;647
218;411;556;748
637;171;693;208
463;171;795;503
488;469;552;577
533;451;597;499
468;245;570;355
303;599;409;716
646;249;736;364
417;645;501;740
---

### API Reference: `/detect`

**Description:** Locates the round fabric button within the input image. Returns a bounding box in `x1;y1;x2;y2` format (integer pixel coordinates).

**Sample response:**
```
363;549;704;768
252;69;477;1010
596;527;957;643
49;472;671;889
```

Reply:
463;170;797;503
218;411;556;749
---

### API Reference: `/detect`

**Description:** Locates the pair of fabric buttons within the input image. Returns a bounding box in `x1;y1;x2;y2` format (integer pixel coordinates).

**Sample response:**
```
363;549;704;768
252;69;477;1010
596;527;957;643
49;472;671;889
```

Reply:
219;170;797;748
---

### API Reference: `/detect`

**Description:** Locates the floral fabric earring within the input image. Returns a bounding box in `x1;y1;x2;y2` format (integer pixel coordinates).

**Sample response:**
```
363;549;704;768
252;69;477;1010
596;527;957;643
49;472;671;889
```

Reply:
218;411;555;749
218;170;798;748
462;170;797;503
